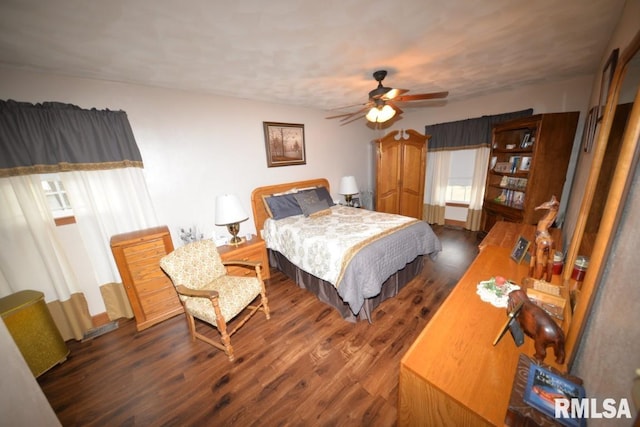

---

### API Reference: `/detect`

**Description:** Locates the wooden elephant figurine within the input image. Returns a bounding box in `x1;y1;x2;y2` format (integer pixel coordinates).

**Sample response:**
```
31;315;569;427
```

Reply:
507;289;565;364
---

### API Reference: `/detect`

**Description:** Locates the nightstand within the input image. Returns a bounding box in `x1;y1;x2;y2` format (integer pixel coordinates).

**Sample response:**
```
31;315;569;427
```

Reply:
217;236;270;280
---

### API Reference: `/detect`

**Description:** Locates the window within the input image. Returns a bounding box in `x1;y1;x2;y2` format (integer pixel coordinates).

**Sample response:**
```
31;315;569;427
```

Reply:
446;150;475;204
41;173;74;221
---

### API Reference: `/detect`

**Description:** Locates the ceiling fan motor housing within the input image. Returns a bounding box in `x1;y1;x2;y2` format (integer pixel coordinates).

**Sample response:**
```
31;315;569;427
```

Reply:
369;70;392;99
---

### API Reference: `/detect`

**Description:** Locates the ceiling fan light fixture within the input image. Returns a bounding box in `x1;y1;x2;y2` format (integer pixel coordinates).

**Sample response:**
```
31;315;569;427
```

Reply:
366;104;396;123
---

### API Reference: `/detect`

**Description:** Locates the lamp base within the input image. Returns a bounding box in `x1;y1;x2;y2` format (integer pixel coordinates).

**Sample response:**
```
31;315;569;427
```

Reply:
227;223;243;246
345;194;354;207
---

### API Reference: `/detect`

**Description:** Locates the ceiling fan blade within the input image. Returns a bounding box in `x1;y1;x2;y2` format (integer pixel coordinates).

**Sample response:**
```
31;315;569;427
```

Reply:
393;91;449;102
335;106;369;123
328;101;368;111
382;88;409;101
326;111;359;119
340;113;367;125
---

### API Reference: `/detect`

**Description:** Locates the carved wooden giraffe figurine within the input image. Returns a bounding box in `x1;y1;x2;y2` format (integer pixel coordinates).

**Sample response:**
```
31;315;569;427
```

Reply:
529;196;559;281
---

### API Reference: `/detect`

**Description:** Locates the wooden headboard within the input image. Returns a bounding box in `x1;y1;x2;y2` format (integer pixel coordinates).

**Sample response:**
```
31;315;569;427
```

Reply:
250;178;330;234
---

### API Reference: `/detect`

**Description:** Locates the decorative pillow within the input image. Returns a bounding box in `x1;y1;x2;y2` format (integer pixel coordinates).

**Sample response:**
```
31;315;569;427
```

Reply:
308;204;332;218
294;192;330;217
263;193;303;220
314;186;335;207
293;189;319;206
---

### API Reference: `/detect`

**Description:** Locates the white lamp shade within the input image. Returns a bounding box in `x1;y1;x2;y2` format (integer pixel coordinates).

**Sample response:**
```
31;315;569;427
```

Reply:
365;104;396;123
339;176;359;195
215;194;248;225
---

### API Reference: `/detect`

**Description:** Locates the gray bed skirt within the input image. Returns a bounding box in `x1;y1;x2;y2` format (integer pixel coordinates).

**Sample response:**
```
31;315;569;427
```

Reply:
269;249;425;323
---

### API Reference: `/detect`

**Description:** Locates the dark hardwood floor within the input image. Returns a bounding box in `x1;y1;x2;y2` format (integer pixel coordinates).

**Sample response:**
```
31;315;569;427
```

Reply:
38;225;481;426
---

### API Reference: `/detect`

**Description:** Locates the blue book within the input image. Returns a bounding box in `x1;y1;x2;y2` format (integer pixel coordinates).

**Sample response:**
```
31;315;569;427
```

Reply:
523;363;586;427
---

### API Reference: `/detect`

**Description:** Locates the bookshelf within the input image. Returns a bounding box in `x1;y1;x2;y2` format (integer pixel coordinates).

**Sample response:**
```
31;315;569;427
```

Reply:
482;112;579;233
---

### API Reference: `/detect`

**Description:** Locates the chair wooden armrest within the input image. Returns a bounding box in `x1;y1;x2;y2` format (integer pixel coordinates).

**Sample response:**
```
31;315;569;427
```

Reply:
175;285;219;299
222;260;261;269
222;260;263;277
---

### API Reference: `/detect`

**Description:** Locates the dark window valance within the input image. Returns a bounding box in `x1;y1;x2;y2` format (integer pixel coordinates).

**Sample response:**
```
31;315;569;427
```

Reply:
0;100;143;177
425;108;533;151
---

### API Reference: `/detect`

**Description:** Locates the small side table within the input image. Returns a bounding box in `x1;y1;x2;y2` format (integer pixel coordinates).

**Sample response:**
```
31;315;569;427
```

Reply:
0;290;69;377
217;236;270;280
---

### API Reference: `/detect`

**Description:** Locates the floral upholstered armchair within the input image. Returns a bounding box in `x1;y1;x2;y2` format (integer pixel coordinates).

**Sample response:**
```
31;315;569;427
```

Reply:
160;239;270;362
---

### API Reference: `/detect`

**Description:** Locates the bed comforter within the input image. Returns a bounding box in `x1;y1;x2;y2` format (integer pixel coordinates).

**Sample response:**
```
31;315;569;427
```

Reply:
263;205;441;315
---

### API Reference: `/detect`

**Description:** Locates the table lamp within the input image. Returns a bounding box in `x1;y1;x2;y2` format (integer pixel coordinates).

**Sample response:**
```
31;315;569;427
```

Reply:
215;194;249;245
339;176;359;207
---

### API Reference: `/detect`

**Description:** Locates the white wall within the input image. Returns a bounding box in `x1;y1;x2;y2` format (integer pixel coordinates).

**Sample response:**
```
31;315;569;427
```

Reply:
0;66;594;315
0;320;60;426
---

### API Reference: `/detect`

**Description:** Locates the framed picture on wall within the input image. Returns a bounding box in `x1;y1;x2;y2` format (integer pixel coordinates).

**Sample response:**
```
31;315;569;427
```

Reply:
596;48;619;123
582;106;598;153
263;122;306;167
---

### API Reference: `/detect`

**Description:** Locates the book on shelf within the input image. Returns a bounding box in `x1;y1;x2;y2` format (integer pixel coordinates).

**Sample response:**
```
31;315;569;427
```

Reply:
494;162;512;173
500;176;528;190
494;190;525;208
509;156;521;173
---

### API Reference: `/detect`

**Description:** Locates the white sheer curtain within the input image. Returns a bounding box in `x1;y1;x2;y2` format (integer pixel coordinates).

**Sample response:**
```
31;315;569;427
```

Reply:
60;168;159;286
466;146;490;231
0;175;95;339
424;150;451;225
0;175;81;301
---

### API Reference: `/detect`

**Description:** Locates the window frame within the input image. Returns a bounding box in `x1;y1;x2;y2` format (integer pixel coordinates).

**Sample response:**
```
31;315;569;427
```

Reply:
40;173;76;225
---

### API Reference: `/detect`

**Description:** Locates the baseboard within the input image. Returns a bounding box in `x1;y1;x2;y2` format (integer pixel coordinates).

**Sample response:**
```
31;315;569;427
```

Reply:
82;320;119;342
444;219;466;228
92;312;111;328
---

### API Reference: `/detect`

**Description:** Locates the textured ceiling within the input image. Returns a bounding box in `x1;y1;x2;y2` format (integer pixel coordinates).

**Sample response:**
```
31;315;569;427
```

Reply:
0;0;627;112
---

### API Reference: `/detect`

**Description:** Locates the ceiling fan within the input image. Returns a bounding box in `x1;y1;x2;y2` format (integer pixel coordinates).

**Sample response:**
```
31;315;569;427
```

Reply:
326;70;448;125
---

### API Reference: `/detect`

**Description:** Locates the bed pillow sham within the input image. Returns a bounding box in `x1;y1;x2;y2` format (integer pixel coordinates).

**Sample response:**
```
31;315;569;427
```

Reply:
263;186;334;220
294;192;331;217
263;193;303;220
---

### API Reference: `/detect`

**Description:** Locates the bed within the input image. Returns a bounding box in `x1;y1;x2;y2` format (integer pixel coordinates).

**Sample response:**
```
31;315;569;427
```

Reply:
251;178;441;322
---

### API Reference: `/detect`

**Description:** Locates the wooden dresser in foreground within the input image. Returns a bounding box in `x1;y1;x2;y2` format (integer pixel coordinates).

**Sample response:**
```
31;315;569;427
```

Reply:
110;226;183;331
398;223;566;426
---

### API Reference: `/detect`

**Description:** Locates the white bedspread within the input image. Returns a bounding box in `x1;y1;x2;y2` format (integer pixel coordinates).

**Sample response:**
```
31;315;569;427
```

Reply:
263;205;441;313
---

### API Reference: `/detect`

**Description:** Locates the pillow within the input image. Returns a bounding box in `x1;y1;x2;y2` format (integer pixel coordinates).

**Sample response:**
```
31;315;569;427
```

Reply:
308;204;332;218
263;193;303;220
294;192;330;217
314;186;335;206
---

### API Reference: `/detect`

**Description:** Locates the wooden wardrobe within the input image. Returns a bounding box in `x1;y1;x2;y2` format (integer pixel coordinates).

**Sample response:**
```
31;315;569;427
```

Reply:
374;129;428;220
